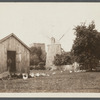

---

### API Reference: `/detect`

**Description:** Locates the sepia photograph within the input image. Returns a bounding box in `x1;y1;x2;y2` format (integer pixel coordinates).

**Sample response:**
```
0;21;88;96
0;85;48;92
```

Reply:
0;2;100;97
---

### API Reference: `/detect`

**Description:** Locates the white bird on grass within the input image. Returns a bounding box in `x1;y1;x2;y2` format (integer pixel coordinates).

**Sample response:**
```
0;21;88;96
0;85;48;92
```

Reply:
47;74;50;76
41;73;46;76
52;72;56;75
22;73;28;80
61;71;63;73
35;73;40;77
29;73;35;78
82;70;86;72
69;71;72;73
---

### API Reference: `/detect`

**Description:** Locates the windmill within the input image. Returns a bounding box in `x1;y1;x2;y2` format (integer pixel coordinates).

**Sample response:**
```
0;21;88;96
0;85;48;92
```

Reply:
43;28;70;69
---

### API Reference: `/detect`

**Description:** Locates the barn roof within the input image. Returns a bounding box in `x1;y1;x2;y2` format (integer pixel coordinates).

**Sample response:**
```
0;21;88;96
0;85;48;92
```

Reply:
0;33;30;51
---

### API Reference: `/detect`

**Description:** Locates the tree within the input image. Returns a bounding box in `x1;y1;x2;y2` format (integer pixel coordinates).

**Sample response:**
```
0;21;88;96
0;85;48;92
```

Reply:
53;54;62;66
30;47;43;65
30;47;42;58
30;54;40;65
71;21;100;70
53;52;72;66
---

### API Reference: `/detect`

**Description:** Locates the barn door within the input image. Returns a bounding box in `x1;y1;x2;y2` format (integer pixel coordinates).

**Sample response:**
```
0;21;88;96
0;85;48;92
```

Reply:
7;51;16;72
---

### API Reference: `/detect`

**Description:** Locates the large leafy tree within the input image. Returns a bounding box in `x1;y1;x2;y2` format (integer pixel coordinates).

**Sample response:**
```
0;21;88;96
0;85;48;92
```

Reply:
71;21;100;70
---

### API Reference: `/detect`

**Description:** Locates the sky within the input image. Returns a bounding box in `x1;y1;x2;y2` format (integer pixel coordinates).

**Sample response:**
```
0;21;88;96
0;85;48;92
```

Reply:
0;3;100;52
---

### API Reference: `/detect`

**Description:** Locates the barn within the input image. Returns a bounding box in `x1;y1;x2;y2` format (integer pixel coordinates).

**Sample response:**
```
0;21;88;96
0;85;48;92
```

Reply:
0;33;30;74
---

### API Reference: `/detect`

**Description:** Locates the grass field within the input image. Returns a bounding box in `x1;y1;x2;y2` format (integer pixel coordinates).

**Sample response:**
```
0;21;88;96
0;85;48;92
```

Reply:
0;70;100;93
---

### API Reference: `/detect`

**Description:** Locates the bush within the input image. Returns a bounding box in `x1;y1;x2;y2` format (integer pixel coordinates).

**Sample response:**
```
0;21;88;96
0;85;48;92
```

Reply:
30;65;36;70
30;54;40;65
30;46;46;66
53;52;72;66
30;62;45;70
38;62;45;70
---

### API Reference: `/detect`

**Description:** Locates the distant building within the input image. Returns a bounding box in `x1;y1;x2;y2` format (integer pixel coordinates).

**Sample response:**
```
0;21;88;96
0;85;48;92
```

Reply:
30;43;46;61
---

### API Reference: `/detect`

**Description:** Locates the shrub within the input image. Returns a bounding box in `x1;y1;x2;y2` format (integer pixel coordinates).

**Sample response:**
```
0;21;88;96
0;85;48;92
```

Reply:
38;62;45;70
53;52;72;66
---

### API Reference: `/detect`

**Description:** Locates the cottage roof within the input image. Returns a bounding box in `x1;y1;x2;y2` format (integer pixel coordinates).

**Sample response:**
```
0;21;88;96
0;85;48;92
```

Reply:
0;33;30;51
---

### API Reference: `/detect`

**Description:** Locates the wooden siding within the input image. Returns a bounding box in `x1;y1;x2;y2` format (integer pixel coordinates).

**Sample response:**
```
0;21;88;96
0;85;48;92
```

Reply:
0;36;30;73
0;44;7;73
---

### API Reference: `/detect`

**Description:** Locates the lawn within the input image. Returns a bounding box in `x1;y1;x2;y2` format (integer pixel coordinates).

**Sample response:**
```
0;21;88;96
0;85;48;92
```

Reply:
0;70;100;93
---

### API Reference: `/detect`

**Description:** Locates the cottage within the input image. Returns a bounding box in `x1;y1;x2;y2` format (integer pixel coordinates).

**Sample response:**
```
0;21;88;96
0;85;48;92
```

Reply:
0;33;30;74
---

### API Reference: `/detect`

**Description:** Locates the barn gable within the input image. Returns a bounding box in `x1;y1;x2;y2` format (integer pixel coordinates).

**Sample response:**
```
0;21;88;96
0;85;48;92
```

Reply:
0;33;30;52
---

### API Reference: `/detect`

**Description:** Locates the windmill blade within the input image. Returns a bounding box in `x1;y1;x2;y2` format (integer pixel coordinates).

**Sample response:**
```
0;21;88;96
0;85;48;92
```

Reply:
59;34;65;41
45;35;51;40
41;32;51;40
59;28;70;41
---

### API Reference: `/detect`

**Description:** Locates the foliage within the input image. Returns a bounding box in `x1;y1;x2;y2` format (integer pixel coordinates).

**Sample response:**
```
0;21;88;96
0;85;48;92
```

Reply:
53;52;72;66
30;47;42;59
38;62;45;70
71;21;100;70
30;47;45;66
30;54;40;65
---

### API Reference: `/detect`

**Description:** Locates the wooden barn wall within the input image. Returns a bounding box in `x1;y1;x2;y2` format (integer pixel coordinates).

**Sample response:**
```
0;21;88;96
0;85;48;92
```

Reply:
0;44;7;73
0;36;30;73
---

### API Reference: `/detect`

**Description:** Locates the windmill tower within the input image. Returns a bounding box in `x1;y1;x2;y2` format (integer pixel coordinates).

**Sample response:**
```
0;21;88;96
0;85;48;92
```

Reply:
46;37;62;69
45;29;70;69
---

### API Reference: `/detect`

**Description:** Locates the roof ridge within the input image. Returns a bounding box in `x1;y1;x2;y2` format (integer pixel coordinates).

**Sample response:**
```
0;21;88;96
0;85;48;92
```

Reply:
0;33;30;51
